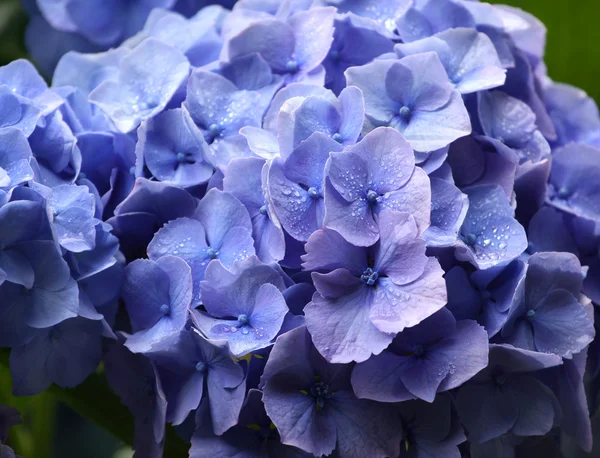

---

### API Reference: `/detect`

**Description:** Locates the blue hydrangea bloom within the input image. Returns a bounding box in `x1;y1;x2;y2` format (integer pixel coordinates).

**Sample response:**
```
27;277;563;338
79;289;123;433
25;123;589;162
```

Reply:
261;326;403;457
395;28;506;94
122;256;192;353
148;188;255;303
145;329;246;434
194;256;288;357
183;68;272;149
324;127;430;246
501;252;594;359
10;317;104;395
351;308;489;402
3;1;600;454
455;344;562;444
89;38;190;133
268;132;343;242
223;157;285;263
136;108;213;187
477;90;550;164
346;52;471;152
303;209;446;363
226;7;336;83
455;184;527;270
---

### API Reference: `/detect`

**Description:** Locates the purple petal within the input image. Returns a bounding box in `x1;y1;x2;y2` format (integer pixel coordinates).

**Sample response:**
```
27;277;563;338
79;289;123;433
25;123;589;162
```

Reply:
369;258;447;334
302;227;367;275
306;283;393;363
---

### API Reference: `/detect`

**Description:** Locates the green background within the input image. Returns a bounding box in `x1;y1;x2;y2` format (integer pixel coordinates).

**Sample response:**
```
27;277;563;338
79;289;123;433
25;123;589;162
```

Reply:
0;0;599;457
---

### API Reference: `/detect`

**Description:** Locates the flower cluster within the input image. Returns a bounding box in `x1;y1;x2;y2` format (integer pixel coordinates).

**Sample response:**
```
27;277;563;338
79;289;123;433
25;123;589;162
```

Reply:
0;59;122;397
2;0;600;457
22;0;237;75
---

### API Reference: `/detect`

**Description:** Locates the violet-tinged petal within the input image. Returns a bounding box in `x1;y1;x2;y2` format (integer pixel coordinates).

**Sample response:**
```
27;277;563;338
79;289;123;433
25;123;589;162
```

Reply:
302;227;367;276
197;258;287;357
147;217;210;289
184;69;268;143
386;53;452;112
396;28;506;94
306;272;393;363
548;143;600;222
344;59;397;124
195;188;253;249
228;18;295;73
137;108;213;187
424;177;469;247
49;184;97;253
368;258;447;334
123;256;191;353
401;91;471;153
224;157;285;263
539;348;592;452
456;185;527;270
373;210;426;285
89;38;190;133
10;317;103;396
288;7;336;75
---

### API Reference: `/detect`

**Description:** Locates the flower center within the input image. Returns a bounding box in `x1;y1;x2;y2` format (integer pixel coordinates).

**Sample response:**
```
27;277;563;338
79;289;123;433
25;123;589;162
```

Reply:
285;60;299;74
557;186;570;199
237;314;249;325
310;381;333;408
366;189;379;204
205;124;222;143
160;304;170;315
526;309;536;318
361;267;379;286
412;344;425;358
464;233;477;246
332;132;343;143
494;373;508;386
206;248;220;259
195;362;206;373
307;187;320;199
329;50;340;61
398;106;411;119
259;205;268;216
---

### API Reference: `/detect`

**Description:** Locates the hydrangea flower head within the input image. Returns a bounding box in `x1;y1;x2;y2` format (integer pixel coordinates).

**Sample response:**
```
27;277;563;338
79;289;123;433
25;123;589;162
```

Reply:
2;1;600;456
